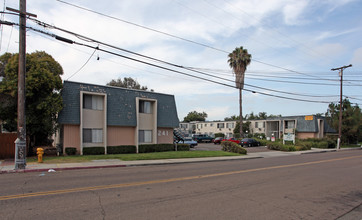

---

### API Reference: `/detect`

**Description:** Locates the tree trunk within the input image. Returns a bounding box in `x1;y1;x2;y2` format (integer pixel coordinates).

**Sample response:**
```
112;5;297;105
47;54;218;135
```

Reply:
239;88;243;138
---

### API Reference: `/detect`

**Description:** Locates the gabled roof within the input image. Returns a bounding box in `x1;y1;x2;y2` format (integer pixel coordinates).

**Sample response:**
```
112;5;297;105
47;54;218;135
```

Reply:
58;81;179;128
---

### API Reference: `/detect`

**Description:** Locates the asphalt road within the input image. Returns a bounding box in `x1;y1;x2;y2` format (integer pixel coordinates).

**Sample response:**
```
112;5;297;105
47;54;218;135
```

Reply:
0;150;361;219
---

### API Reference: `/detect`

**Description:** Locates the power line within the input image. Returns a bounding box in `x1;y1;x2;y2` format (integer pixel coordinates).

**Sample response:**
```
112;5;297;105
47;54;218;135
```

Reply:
67;46;98;80
22;23;335;104
27;18;341;99
54;0;329;80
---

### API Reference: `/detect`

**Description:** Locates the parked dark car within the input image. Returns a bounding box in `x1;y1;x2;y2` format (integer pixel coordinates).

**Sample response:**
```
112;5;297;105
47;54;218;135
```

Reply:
240;138;260;147
213;137;223;144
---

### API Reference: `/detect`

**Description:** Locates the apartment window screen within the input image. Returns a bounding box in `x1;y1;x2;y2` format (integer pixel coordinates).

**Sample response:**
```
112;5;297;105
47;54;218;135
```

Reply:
83;94;103;110
226;123;234;128
139;100;152;114
180;124;188;129
139;130;152;143
83;129;103;143
285;121;295;129
256;122;265;128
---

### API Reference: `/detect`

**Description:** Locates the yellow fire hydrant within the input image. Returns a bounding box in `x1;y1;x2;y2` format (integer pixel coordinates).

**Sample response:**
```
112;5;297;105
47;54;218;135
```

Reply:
37;148;44;163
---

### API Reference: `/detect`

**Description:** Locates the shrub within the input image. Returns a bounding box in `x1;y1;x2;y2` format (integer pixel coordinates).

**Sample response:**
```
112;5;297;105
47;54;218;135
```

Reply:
107;145;136;154
139;144;174;153
253;133;266;139
175;144;190;151
221;141;247;154
214;133;225;138
83;147;105;155
65;147;77;155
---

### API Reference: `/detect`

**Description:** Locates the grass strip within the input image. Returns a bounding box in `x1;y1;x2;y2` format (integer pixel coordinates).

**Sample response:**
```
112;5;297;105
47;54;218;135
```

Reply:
27;151;241;164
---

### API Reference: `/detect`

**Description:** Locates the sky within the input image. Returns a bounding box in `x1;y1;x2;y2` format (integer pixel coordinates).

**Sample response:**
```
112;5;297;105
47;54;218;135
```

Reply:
1;0;361;121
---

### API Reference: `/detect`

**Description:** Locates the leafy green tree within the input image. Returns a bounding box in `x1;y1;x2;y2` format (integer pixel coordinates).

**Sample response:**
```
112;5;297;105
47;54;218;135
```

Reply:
107;77;153;91
258;112;267;119
233;121;251;138
228;46;251;138
325;99;361;144
183;111;208;122
224;115;240;121
0;51;63;147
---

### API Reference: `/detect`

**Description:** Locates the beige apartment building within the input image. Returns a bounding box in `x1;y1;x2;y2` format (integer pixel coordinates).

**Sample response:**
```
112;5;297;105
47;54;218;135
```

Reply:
177;115;335;140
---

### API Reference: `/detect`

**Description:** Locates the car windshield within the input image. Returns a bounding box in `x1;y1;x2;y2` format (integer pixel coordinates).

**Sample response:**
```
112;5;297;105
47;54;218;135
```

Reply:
184;138;192;141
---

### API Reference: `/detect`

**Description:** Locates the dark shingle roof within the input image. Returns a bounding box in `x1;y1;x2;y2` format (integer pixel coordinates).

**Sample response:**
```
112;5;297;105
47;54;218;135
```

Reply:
58;81;179;128
267;115;336;133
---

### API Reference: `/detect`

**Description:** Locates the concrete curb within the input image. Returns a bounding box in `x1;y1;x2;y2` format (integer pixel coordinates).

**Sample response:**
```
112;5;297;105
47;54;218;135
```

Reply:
0;156;263;174
1;147;360;174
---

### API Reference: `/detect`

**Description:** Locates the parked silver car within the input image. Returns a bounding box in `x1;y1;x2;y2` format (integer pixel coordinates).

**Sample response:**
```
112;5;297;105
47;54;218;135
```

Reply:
178;137;198;148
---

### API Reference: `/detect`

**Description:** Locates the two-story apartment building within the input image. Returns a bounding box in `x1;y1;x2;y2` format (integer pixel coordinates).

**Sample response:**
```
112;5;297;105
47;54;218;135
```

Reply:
57;81;179;155
177;115;335;140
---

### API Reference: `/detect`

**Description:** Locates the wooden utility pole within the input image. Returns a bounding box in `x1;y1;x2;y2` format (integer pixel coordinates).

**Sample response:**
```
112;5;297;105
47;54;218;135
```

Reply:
14;0;27;169
6;2;37;170
331;64;352;150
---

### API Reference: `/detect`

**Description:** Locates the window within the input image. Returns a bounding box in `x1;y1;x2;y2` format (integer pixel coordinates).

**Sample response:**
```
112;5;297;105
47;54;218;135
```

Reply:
217;123;224;128
83;129;103;143
197;124;203;129
226;123;234;129
210;123;214;127
83;94;103;110
139;130;152;143
204;124;207;127
285;121;295;129
256;122;265;128
180;124;188;129
139;100;152;114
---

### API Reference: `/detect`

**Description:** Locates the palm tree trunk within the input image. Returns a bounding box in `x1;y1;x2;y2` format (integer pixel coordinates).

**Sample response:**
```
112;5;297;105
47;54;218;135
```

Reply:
239;88;243;138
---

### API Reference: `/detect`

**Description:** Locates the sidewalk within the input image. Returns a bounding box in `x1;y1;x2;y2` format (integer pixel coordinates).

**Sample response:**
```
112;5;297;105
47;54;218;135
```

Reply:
1;147;360;174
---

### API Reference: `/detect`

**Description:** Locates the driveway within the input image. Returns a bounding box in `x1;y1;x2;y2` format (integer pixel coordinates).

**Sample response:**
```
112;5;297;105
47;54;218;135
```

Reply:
192;143;272;153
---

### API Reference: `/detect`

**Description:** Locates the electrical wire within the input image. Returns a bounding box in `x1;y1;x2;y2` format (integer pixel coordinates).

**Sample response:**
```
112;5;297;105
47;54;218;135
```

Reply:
25;25;336;103
4;19;358;104
27;18;350;99
54;0;332;80
67;46;98;80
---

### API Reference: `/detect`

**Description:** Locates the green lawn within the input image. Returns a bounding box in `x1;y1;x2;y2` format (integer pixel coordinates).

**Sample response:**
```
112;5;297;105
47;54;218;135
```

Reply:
27;151;241;164
341;144;362;148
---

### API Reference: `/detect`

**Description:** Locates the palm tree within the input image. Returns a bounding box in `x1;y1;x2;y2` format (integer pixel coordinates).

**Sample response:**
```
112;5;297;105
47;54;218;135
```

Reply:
228;46;251;138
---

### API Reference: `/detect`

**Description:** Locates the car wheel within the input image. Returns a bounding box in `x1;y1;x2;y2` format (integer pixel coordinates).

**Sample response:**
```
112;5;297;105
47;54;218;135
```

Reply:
248;143;251;147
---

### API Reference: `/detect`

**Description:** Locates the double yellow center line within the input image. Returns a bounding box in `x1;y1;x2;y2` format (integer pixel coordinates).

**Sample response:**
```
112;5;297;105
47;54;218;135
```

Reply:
1;155;361;201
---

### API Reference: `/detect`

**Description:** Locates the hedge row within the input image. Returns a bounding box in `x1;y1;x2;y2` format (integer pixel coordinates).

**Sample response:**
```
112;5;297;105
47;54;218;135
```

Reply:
221;141;247;154
65;144;190;155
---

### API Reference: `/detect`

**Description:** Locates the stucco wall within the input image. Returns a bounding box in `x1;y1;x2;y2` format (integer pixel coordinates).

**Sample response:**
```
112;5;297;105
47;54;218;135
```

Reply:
107;126;136;146
63;124;80;154
157;128;174;144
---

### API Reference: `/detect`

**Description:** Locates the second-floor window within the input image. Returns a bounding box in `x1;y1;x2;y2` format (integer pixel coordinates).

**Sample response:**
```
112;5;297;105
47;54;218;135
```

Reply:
139;100;152;114
83;94;103;110
217;123;224;128
285;121;295;129
226;123;234;129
